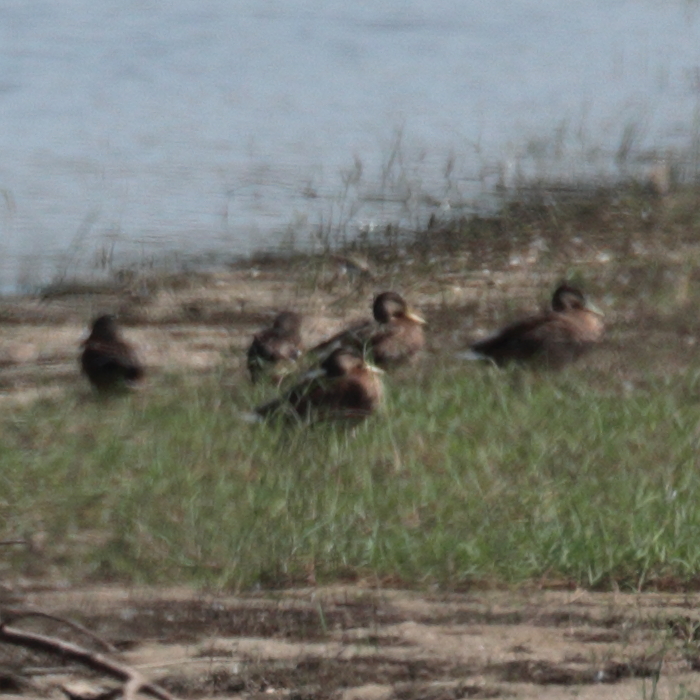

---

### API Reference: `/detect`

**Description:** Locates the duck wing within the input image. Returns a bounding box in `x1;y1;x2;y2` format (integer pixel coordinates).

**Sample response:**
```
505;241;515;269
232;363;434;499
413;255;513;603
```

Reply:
471;312;600;367
81;339;144;384
310;318;376;358
255;370;381;422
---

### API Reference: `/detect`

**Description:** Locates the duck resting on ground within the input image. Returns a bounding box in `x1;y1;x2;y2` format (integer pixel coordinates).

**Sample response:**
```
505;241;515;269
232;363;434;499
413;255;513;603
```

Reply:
80;314;145;391
311;291;426;369
246;310;303;384
462;283;604;369
254;348;384;422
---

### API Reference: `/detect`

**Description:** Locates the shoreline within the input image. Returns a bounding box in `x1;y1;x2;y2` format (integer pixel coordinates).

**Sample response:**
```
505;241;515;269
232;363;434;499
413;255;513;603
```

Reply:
1;182;699;403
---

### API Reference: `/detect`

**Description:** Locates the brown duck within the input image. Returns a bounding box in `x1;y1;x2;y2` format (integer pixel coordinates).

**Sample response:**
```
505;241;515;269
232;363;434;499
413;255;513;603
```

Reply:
312;291;426;369
465;283;604;369
80;314;145;391
255;348;384;422
247;311;303;384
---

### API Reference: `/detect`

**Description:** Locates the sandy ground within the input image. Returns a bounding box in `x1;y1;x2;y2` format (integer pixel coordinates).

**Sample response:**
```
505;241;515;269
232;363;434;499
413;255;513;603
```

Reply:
3;583;700;699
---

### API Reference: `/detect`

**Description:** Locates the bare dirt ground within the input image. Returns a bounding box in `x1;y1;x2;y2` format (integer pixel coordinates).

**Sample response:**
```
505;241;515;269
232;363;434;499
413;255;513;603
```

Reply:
2;225;700;698
3;584;700;699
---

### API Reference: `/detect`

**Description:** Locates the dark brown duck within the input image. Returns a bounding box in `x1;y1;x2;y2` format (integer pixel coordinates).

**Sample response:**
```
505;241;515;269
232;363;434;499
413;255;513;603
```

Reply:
466;283;604;369
255;348;384;422
312;291;426;369
247;310;303;384
80;314;144;391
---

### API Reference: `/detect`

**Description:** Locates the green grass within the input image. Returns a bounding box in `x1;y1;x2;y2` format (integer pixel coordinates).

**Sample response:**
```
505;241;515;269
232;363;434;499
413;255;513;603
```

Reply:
3;357;700;592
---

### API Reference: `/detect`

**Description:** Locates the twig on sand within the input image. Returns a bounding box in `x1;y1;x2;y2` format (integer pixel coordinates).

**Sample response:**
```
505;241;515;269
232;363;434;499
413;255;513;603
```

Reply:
0;609;178;700
2;608;118;653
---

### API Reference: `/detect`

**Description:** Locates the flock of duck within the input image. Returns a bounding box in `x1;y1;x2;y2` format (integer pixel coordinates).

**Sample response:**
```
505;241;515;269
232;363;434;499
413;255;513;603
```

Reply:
80;283;605;421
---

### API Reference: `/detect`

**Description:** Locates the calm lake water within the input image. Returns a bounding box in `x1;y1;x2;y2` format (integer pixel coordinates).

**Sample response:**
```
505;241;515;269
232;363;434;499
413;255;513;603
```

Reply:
1;1;699;292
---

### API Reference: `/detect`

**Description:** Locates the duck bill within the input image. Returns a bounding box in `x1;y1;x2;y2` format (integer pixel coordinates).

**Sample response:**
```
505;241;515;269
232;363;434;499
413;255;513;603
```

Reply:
364;363;385;375
405;310;427;325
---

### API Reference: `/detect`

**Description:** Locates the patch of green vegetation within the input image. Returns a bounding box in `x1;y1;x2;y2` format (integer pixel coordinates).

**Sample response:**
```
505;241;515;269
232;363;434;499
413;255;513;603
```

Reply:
2;357;700;592
4;182;700;592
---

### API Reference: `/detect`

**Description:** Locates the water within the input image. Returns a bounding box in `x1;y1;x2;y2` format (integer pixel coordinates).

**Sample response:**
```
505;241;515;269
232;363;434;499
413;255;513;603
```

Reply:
1;0;699;292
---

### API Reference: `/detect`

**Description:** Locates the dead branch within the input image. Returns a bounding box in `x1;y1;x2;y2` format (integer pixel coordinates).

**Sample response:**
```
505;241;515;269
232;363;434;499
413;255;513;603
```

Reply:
2;608;118;653
60;680;122;700
123;677;141;700
0;623;177;700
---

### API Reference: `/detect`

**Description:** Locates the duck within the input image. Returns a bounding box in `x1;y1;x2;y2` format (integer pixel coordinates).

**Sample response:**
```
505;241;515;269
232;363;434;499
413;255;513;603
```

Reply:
464;283;604;369
255;348;384;422
80;314;145;391
247;311;303;384
312;291;426;369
